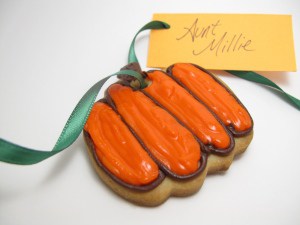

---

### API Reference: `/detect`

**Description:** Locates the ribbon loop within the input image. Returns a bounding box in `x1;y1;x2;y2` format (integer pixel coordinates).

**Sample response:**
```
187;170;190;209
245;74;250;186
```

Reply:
128;20;170;64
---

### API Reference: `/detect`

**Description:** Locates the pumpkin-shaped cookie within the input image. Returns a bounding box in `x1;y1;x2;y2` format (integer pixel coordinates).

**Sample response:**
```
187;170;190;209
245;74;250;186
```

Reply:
83;62;253;206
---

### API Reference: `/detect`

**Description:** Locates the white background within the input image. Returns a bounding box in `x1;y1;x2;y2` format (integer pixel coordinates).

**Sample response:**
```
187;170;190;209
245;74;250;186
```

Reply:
0;0;300;225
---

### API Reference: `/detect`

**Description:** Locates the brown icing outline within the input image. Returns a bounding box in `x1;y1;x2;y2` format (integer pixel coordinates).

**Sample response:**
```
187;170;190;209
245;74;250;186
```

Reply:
166;63;254;137
83;99;165;192
84;97;207;191
84;133;165;192
105;85;207;180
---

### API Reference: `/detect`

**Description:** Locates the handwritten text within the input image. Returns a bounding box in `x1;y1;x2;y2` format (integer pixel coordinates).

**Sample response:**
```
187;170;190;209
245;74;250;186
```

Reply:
176;18;254;56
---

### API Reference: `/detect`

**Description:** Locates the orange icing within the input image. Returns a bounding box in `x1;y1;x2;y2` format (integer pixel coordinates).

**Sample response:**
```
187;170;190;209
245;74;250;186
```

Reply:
171;63;252;132
108;84;201;176
84;102;159;185
144;71;231;149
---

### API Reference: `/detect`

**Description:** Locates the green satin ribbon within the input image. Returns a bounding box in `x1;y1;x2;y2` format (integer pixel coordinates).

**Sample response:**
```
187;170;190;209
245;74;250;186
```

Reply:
128;21;170;64
0;20;299;165
0;21;169;165
0;70;146;165
226;70;300;110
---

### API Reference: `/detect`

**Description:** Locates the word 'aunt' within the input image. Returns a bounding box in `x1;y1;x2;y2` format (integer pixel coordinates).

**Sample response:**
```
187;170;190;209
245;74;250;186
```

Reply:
176;18;254;56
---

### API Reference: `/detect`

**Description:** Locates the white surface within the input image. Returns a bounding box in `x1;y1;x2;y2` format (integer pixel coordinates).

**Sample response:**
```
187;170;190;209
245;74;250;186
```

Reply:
0;0;300;225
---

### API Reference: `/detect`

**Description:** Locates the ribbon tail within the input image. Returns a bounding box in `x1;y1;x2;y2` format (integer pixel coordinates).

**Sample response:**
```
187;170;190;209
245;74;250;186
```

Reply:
226;70;300;110
0;70;144;165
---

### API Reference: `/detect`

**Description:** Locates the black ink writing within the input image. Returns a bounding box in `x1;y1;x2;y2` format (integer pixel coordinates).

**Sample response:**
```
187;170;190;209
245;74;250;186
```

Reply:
176;19;221;41
176;18;254;56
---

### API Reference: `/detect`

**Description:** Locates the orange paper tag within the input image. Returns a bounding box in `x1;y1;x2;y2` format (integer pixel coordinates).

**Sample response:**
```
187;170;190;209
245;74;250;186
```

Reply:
147;14;296;71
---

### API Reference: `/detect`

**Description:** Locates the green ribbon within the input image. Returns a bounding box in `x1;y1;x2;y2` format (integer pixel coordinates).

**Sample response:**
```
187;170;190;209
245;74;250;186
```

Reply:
128;21;170;64
226;70;300;110
0;70;145;165
0;20;299;165
0;21;168;165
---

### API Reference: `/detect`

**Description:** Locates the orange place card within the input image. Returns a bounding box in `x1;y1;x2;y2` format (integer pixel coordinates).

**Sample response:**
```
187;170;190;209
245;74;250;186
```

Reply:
148;14;297;71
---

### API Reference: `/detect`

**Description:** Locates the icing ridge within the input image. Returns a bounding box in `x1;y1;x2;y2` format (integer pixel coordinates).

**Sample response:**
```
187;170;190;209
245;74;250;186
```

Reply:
84;101;160;186
167;63;253;136
143;70;234;153
106;84;203;178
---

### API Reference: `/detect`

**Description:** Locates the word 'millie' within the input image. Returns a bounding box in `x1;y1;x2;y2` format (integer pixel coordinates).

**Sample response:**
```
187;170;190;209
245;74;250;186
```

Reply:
176;18;254;56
